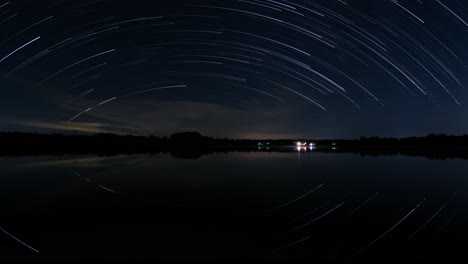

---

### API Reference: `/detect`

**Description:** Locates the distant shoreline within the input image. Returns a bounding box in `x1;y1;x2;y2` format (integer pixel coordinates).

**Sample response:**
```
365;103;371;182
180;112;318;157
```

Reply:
0;131;467;159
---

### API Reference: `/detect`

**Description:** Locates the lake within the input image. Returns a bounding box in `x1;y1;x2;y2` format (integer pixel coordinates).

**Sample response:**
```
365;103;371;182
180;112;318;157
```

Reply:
0;151;467;262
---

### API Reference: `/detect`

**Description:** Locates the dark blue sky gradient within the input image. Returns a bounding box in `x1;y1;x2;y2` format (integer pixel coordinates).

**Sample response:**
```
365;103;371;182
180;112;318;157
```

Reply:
0;0;467;138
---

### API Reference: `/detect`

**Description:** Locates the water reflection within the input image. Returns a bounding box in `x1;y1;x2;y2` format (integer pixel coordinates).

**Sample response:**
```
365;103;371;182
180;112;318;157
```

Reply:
0;152;467;261
296;146;307;152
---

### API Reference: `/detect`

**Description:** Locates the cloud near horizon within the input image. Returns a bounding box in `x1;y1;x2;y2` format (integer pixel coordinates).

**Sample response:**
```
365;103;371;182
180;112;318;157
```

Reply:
11;121;142;135
25;94;309;138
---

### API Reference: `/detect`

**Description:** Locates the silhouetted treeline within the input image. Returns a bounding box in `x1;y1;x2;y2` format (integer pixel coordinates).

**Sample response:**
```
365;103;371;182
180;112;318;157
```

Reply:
0;132;171;156
0;131;468;159
308;134;468;147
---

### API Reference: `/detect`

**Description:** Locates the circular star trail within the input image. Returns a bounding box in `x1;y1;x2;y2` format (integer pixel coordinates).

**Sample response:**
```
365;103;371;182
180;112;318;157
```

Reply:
1;0;467;138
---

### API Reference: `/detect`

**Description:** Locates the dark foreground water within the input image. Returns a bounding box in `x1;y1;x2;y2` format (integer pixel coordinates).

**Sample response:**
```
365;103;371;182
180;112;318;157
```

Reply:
0;151;467;262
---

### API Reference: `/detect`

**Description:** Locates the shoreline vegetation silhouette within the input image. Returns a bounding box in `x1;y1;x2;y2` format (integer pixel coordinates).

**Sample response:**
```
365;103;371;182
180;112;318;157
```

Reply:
1;131;468;159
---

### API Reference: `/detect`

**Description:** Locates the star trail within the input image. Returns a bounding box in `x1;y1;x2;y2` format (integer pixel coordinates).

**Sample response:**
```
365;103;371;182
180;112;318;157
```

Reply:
1;0;467;138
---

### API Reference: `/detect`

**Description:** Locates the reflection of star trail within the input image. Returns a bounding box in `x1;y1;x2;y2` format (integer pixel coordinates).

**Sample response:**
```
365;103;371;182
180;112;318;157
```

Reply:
70;169;116;194
351;198;426;258
293;202;344;231
0;0;467;136
336;192;379;223
287;200;332;225
0;226;39;253
273;235;310;252
265;183;325;213
408;200;448;240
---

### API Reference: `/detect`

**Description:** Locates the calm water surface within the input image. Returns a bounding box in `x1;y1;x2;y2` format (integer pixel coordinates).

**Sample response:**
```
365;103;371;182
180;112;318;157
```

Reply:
0;152;467;262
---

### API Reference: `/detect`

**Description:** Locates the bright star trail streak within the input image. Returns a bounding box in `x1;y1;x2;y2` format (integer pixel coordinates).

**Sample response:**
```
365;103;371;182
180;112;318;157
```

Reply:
0;16;52;47
0;2;10;9
66;85;187;122
0;0;467;137
435;0;468;28
390;0;425;24
0;36;40;63
38;49;116;86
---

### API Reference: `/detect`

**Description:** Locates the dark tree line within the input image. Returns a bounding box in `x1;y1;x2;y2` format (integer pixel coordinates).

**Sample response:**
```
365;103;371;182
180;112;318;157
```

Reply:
0;131;467;158
314;134;468;147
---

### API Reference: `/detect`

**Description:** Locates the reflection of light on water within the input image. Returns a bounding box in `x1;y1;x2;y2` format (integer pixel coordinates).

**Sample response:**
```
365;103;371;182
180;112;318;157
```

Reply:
296;146;307;152
297;142;315;151
296;146;307;168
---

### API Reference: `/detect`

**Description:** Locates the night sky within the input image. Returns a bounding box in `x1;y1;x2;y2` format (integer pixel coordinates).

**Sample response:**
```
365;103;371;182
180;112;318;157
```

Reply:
1;0;468;138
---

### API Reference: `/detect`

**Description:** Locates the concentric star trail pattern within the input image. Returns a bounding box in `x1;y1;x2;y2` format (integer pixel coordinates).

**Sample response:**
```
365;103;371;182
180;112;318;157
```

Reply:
1;0;467;138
